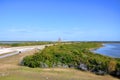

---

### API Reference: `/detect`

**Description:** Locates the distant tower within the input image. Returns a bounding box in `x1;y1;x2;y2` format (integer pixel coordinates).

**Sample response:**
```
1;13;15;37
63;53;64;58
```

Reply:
58;37;62;43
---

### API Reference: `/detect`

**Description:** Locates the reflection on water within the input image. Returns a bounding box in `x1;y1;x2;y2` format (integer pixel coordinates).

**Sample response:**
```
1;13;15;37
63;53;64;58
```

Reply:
93;43;120;58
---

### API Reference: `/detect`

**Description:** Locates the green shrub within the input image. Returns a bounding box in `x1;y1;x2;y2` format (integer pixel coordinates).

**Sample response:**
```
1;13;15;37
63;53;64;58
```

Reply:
22;42;120;74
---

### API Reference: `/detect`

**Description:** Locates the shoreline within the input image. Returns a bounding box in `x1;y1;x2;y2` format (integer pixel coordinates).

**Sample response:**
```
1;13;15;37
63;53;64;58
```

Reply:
91;43;120;58
89;43;104;52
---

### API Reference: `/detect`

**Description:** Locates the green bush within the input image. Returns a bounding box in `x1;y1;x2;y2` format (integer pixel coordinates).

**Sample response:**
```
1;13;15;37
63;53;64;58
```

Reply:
22;42;120;74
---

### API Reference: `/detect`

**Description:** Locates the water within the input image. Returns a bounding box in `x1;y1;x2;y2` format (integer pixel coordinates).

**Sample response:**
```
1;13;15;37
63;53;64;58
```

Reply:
0;41;39;44
93;43;120;58
0;41;22;44
0;41;27;44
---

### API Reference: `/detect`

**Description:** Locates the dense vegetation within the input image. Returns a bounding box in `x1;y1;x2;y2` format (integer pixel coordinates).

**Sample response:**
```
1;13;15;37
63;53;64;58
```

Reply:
22;42;120;77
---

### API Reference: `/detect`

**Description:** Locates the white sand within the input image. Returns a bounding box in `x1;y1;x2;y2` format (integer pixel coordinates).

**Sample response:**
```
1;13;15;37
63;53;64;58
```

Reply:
0;45;46;55
0;44;52;58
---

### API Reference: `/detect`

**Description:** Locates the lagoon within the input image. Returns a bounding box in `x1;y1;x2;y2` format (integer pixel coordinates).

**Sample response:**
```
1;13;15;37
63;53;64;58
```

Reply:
93;43;120;58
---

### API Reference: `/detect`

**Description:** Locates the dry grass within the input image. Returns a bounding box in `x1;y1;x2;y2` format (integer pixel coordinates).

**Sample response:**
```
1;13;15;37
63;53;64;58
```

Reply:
0;49;119;80
0;49;38;72
0;67;119;80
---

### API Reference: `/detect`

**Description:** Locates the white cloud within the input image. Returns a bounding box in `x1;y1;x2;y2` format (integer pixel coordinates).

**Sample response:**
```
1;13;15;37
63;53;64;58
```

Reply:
8;28;32;33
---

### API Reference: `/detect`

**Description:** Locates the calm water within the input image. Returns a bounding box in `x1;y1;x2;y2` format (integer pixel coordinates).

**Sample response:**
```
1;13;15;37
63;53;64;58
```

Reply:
93;43;120;58
0;41;20;44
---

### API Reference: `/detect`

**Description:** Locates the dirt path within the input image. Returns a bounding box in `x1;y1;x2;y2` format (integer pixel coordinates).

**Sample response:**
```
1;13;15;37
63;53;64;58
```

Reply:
0;44;51;58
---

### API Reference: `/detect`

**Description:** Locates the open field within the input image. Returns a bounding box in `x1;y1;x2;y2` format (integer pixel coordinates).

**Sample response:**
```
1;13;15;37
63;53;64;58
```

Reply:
0;45;119;80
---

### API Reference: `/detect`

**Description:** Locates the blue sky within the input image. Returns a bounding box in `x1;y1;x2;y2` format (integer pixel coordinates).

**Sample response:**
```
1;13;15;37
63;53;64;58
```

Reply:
0;0;120;41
